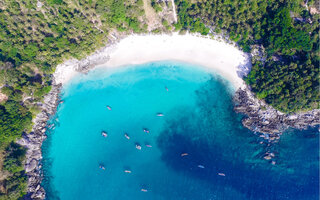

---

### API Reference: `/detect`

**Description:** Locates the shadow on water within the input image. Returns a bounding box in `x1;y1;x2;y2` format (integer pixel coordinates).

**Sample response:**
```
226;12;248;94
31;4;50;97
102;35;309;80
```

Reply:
157;76;319;200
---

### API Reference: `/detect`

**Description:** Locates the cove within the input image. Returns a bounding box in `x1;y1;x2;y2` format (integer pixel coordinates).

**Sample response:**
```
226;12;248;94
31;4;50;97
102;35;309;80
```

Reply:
42;61;319;200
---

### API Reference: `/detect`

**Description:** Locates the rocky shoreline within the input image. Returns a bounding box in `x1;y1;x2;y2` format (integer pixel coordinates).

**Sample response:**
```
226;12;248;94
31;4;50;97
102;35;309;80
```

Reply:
234;86;320;142
52;33;123;84
17;80;62;200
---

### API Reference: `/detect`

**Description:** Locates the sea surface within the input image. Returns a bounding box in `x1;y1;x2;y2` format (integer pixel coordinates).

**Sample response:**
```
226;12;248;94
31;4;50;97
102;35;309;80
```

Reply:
42;61;319;200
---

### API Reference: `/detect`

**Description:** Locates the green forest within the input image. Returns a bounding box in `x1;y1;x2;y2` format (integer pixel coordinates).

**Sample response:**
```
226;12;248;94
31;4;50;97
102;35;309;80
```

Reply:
174;0;319;112
0;0;319;199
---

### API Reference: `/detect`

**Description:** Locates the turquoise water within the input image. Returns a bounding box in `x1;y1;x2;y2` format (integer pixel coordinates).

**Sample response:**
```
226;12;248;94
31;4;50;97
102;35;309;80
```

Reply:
42;61;319;200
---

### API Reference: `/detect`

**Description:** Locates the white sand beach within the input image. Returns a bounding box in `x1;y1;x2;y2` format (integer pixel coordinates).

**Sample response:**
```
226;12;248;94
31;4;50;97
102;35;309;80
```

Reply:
54;33;251;88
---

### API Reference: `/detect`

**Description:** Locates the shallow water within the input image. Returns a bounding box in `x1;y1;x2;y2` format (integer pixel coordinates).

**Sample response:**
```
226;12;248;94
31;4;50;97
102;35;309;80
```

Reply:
42;61;319;200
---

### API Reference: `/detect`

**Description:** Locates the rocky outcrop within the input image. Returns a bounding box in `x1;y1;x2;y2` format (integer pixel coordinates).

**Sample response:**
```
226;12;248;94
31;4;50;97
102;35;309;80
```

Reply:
70;32;127;74
234;86;320;141
17;80;62;200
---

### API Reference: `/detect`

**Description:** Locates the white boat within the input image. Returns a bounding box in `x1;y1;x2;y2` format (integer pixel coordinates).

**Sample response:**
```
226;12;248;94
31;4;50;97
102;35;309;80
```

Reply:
156;113;164;117
146;144;152;148
106;105;112;110
218;173;226;176
124;133;130;139
124;170;131;173
136;144;142;150
198;165;205;169
101;131;108;137
141;189;148;192
181;153;188;157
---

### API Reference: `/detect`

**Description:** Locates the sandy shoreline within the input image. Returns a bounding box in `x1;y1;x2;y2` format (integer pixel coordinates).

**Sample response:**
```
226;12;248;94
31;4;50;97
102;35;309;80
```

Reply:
54;33;251;88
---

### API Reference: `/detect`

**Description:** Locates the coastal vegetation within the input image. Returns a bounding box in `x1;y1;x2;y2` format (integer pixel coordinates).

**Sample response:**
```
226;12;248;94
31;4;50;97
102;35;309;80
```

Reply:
0;0;319;199
174;0;319;112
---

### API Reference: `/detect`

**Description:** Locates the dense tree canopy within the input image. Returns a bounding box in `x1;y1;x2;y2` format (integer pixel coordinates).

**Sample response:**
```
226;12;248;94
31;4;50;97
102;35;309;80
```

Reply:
0;101;32;144
174;0;319;112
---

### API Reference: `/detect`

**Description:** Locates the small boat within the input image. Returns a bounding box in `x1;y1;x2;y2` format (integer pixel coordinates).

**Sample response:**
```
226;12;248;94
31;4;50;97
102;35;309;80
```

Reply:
181;153;188;157
106;105;112;110
143;128;150;133
156;113;164;117
59;100;64;104
146;144;152;148
165;86;169;92
141;189;148;192
198;165;205;169
124;133;130;140
136;144;142;150
264;155;272;160
124;170;131;173
218;173;225;176
101;131;108;137
99;165;105;170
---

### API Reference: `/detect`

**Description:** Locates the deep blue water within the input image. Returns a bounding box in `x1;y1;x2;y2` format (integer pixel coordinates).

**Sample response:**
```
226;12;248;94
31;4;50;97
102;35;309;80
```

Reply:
42;61;319;200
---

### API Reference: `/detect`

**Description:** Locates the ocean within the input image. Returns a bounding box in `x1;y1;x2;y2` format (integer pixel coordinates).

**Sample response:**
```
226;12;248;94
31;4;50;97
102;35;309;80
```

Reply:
42;61;319;200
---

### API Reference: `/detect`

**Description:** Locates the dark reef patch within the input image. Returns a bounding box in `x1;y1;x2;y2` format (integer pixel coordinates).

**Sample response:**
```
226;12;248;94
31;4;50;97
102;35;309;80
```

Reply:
157;77;319;200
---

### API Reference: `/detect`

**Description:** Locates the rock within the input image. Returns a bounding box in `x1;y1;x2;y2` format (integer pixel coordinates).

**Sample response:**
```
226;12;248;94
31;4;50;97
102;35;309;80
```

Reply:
288;115;298;120
36;1;43;8
31;188;45;199
16;137;30;146
26;159;37;173
35;184;40;191
31;151;42;160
